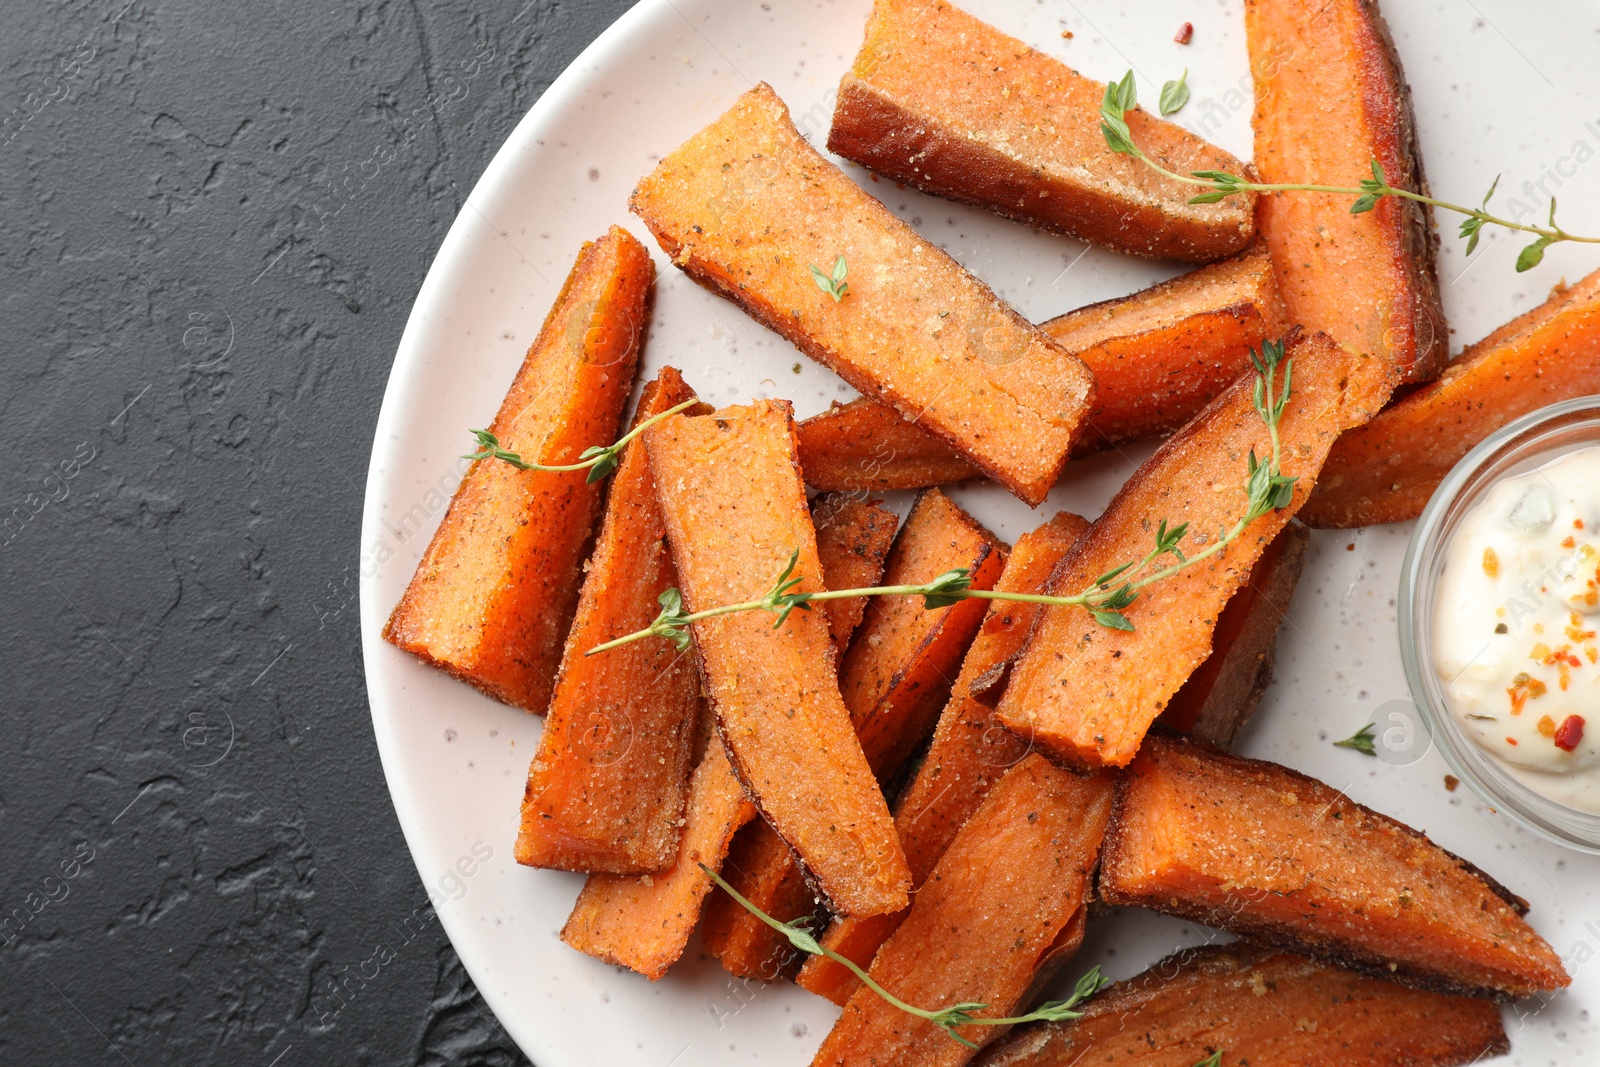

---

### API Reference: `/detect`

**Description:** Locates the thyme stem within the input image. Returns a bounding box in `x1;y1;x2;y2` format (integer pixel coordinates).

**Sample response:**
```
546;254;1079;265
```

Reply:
1095;67;1597;271
465;398;699;483
698;864;1107;1048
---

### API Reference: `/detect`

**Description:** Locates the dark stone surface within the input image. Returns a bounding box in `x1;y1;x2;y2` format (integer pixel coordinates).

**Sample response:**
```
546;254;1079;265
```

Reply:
0;1;630;1062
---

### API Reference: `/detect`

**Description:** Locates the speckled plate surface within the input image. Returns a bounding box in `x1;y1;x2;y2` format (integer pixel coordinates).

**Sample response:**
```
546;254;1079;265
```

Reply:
359;1;1600;1062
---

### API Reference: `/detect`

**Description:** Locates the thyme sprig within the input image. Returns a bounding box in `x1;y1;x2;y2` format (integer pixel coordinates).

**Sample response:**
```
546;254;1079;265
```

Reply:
698;863;1110;1048
1097;69;1600;271
811;254;850;302
1334;722;1378;757
586;338;1296;654
463;398;698;484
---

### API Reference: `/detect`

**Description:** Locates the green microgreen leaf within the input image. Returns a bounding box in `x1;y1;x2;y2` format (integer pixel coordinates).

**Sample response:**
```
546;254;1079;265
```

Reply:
463;428;533;470
649;588;693;651
1159;69;1190;116
1334;722;1378;757
1516;235;1554;272
811;255;849;301
1193;1052;1224;1067
1091;608;1135;631
921;568;973;609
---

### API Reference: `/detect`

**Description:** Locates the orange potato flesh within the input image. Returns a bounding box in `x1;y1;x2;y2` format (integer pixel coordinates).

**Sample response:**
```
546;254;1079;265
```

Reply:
705;489;1004;978
812;494;902;657
645;400;909;917
384;226;652;713
631;82;1094;506
797;510;1089;1006
515;369;709;875
974;943;1510;1067
794;249;1285;491
830;0;1255;262
1157;520;1308;748
700;495;900;979
994;330;1395;768
1248;0;1447;385
811;755;1114;1066
1304;267;1600;527
559;732;755;981
1099;736;1571;999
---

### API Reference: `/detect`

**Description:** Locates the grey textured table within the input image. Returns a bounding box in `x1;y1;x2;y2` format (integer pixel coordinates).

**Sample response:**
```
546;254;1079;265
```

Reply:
0;1;631;1062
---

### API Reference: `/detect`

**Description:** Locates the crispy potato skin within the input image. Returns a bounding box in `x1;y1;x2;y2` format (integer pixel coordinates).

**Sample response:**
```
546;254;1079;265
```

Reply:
1099;736;1570;1000
974;943;1510;1067
994;330;1395;769
646;400;909;917
383;226;651;713
795;249;1285;491
812;755;1113;1067
705;490;1003;978
1248;0;1447;385
560;732;755;981
1158;520;1308;748
631;82;1093;506
515;370;708;875
797;510;1089;1006
700;495;900;980
811;494;901;657
1305;268;1600;527
830;0;1255;262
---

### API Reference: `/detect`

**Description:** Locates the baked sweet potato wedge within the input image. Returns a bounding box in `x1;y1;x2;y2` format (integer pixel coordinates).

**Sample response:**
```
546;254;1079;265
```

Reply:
1247;0;1446;385
994;330;1395;768
704;489;1003;978
812;755;1114;1066
1099;736;1570;999
384;226;652;713
974;943;1510;1067
699;818;819;982
699;494;899;980
645;399;909;917
797;510;1090;1006
1304;267;1600;527
515;369;709;874
840;488;1006;780
1157;520;1308;748
794;249;1285;491
797;399;982;493
830;0;1255;262
632;82;1094;506
560;731;755;980
812;494;901;657
1048;246;1286;452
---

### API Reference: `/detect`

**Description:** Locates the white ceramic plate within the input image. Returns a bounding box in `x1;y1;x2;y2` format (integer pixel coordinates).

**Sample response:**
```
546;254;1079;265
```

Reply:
360;1;1600;1062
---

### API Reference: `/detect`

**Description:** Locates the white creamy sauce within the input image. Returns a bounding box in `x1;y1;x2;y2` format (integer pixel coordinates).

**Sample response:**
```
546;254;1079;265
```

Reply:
1433;446;1600;813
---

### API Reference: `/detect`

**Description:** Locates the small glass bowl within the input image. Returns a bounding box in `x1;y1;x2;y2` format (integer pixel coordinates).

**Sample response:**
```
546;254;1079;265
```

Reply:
1399;395;1600;853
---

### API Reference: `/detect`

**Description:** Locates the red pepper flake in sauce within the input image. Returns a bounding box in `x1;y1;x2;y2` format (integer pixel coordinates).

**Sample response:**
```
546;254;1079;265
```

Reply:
1174;21;1193;44
1555;715;1586;752
1506;737;1519;746
1578;518;1587;530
